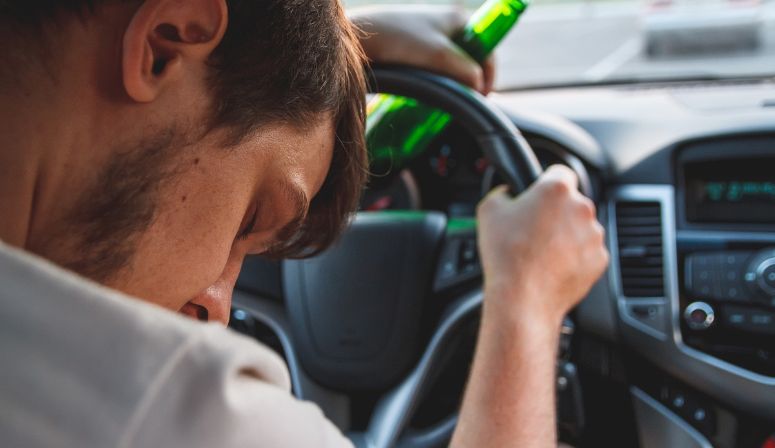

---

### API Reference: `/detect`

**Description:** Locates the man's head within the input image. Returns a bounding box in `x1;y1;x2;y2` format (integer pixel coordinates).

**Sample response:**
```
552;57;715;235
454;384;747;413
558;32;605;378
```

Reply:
0;0;367;323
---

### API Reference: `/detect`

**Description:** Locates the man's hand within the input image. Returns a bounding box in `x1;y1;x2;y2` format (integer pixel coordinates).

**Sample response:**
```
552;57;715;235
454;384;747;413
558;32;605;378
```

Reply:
477;164;609;325
350;6;496;94
452;165;608;448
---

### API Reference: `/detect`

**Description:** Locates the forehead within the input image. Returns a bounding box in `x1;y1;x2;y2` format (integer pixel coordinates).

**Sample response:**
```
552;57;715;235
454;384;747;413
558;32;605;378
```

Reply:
247;117;336;200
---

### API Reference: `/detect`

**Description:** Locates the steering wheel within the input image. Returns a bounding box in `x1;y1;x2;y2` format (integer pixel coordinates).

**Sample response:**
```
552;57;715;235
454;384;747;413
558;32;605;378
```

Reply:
282;66;543;448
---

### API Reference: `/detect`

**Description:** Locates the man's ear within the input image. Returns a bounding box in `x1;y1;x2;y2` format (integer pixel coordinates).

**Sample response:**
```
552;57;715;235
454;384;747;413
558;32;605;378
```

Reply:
122;0;228;103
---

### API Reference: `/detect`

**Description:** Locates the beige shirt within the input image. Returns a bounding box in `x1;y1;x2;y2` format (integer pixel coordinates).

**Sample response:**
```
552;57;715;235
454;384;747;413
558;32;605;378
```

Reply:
0;242;352;448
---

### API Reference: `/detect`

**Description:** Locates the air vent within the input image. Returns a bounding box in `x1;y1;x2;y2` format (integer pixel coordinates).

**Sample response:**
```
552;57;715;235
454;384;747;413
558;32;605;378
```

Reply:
615;201;665;298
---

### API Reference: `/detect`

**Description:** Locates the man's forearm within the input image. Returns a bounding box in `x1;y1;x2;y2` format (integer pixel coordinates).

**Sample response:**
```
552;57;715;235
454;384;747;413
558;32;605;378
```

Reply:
451;287;562;447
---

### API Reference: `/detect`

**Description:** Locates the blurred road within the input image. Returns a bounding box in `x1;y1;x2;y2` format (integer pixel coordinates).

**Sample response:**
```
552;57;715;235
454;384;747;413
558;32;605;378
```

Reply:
495;0;775;88
346;0;775;88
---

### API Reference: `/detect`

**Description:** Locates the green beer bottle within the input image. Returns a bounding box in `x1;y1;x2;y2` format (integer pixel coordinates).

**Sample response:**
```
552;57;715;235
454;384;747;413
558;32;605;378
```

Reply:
367;0;530;175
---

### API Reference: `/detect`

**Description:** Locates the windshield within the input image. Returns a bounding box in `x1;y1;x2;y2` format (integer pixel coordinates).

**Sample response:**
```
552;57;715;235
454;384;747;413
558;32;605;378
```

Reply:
346;0;775;89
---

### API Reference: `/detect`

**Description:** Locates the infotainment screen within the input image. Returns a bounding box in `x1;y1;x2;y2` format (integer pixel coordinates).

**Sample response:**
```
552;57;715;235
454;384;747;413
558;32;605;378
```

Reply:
684;157;775;224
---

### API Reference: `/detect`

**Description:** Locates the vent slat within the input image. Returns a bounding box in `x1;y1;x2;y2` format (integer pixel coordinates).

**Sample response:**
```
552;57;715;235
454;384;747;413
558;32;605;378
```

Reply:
615;201;665;298
620;267;663;276
617;227;662;236
616;216;662;226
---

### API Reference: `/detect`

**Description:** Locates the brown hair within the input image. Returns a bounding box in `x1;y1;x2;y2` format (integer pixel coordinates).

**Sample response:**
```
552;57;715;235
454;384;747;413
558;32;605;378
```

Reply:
209;0;368;258
2;0;369;259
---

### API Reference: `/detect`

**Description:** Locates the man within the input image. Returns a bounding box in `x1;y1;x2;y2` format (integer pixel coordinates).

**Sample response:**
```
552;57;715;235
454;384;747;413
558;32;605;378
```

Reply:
0;1;608;447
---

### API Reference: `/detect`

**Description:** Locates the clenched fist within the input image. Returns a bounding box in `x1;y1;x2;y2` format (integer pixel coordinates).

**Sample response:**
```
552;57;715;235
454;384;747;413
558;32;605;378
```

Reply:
477;165;609;325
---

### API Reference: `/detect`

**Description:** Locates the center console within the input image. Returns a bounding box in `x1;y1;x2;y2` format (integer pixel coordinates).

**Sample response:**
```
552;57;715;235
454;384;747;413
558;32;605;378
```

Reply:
608;134;775;429
677;140;775;377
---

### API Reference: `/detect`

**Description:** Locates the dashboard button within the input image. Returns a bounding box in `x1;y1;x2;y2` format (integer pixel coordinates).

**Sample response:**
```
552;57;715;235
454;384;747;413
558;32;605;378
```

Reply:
687;254;720;299
745;249;775;301
686;252;755;301
684;302;715;330
762;264;775;290
672;393;685;409
720;252;750;301
722;306;775;335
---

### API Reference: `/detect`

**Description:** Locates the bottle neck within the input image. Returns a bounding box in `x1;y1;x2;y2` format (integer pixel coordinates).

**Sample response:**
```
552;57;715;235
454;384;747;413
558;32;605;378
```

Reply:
453;0;529;63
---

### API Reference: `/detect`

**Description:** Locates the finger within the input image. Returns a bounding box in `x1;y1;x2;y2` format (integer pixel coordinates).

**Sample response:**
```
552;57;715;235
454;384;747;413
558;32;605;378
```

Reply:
482;56;496;95
540;164;579;192
437;43;485;92
481;184;510;204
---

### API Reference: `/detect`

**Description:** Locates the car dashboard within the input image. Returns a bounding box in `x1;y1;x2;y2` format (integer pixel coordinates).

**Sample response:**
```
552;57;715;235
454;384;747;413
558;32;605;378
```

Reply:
233;77;775;448
496;78;775;447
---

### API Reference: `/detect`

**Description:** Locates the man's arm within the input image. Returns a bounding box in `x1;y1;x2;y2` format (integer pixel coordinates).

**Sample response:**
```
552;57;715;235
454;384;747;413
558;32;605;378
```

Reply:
452;166;609;446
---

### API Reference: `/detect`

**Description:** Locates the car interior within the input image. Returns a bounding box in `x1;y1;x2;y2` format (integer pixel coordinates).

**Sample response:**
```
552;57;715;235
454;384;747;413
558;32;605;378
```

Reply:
228;1;775;447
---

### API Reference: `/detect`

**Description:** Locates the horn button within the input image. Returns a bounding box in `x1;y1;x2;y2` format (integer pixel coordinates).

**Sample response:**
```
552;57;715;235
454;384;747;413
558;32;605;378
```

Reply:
284;211;447;391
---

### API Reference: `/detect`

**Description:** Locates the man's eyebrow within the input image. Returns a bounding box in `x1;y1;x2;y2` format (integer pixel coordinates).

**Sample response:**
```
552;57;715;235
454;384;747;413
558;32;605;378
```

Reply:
277;180;310;236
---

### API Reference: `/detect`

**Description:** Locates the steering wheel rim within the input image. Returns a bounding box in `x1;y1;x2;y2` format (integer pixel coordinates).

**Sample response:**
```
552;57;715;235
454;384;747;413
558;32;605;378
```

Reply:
353;66;543;447
367;65;543;195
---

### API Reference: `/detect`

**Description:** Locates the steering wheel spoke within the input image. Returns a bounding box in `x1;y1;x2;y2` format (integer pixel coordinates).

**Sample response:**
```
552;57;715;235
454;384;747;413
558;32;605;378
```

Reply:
361;289;483;448
433;218;482;294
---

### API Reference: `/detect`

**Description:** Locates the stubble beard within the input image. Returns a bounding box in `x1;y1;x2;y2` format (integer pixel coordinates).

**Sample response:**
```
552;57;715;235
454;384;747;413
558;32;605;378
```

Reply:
40;129;181;285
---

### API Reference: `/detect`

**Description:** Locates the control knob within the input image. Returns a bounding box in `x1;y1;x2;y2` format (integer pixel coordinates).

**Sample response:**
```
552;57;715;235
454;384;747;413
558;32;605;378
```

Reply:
744;249;775;306
684;302;715;330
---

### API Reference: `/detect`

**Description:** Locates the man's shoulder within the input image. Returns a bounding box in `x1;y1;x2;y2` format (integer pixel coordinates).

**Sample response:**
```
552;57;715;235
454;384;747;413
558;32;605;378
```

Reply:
0;242;291;448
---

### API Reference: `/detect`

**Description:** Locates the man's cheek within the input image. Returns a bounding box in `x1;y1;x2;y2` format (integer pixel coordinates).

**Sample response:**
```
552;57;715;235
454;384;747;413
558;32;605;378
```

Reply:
114;219;236;311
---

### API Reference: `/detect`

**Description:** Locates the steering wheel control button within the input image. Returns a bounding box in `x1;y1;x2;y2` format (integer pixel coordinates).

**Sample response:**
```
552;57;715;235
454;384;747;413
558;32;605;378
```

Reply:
684;302;715;331
434;232;482;292
229;308;256;337
459;239;478;267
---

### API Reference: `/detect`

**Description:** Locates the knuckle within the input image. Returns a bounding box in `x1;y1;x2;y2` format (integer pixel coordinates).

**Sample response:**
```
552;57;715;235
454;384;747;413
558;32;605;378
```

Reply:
469;65;484;86
540;177;572;198
454;9;467;24
583;196;597;214
590;222;606;245
595;223;606;240
576;197;596;218
430;45;451;66
599;247;611;269
547;164;577;180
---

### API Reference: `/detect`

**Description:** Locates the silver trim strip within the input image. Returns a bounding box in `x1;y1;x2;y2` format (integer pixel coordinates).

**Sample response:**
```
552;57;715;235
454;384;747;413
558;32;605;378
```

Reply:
607;189;669;340
678;230;775;244
631;387;713;448
609;185;775;420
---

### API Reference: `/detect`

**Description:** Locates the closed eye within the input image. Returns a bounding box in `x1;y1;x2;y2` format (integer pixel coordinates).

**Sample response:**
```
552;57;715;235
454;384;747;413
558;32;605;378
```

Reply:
236;208;258;241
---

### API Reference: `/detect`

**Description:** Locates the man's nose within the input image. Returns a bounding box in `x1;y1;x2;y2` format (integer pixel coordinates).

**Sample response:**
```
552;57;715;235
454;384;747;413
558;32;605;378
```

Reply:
184;253;245;326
